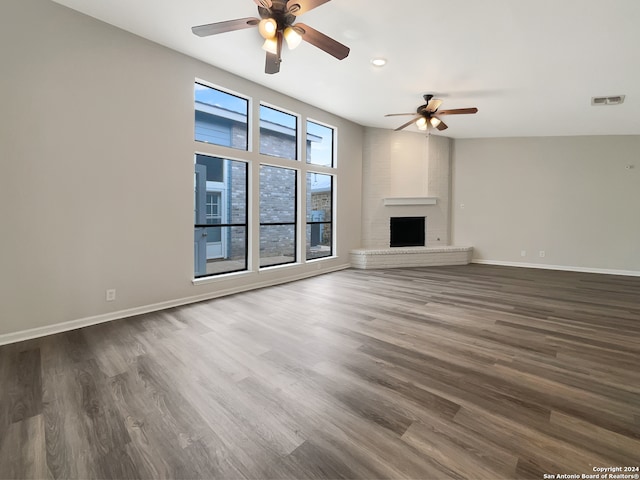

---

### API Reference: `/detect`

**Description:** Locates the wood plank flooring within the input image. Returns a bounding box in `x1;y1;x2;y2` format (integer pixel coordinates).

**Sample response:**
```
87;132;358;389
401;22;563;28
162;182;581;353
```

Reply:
0;264;639;479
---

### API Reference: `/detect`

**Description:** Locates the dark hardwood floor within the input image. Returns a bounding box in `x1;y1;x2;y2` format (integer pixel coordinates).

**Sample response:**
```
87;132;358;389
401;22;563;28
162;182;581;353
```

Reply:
1;264;639;479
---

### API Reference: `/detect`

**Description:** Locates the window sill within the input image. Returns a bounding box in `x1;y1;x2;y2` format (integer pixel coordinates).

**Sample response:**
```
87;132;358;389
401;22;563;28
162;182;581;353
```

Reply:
306;255;336;263
192;256;337;285
259;261;300;272
192;269;251;286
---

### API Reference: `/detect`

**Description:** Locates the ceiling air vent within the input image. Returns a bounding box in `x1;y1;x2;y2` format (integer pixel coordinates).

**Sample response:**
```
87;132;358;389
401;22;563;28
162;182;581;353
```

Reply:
591;95;625;106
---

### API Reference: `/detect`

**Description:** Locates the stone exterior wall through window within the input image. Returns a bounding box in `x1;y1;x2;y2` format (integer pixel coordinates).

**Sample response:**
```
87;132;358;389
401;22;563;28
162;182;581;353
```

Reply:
229;160;247;260
260;166;296;258
196;110;331;261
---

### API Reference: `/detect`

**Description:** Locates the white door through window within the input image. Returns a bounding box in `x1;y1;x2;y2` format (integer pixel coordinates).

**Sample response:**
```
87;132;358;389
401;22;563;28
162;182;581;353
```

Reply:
206;190;224;258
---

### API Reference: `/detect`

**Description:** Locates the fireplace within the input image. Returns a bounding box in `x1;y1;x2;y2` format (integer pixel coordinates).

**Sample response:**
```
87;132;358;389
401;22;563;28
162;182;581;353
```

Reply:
390;217;425;247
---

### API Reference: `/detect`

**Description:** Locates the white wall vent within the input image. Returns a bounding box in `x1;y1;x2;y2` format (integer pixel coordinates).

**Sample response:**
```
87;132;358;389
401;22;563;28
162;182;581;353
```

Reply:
591;95;625;106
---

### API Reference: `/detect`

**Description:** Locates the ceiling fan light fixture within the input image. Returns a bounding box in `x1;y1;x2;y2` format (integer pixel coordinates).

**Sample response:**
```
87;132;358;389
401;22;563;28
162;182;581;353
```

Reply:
262;37;278;54
191;0;350;75
284;26;302;50
387;95;476;132
258;18;277;39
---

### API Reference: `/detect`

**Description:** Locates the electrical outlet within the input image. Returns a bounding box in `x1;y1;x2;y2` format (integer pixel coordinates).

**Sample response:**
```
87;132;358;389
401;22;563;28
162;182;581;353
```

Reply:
106;289;116;301
539;250;545;258
520;250;526;257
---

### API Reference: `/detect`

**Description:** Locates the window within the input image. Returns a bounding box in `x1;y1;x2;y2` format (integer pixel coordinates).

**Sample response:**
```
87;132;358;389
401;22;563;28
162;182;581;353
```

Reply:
306;120;334;167
193;80;339;277
260;165;297;267
194;154;248;277
195;83;248;150
260;105;298;160
306;173;333;259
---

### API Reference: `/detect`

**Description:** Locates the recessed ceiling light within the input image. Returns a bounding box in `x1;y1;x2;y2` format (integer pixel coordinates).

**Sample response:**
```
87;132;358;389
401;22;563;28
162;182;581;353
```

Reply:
371;58;387;67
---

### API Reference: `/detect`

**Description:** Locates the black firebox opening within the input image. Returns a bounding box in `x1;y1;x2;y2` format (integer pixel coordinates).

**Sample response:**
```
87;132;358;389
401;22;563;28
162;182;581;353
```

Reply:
390;217;426;247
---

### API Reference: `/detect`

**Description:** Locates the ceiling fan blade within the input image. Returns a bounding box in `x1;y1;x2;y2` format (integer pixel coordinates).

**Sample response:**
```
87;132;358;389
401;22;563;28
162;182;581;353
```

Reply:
265;32;283;74
192;17;259;37
425;99;443;113
254;0;273;9
395;116;422;131
385;113;416;117
436;108;478;116
435;118;448;131
287;0;331;16
295;23;350;60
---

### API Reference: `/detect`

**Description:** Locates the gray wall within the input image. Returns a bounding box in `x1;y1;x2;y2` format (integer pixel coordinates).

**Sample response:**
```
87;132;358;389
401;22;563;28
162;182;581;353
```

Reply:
0;0;363;339
452;136;640;273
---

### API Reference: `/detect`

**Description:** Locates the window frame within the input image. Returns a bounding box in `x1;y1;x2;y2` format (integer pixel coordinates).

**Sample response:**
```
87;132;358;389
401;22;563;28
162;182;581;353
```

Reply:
194;153;249;279
195;80;252;152
306;172;334;261
259;102;301;161
259;163;298;269
306;118;336;168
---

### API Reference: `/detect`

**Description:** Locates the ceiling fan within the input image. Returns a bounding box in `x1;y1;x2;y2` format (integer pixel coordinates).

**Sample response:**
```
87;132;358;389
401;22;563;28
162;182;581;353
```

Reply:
191;0;350;74
385;95;478;132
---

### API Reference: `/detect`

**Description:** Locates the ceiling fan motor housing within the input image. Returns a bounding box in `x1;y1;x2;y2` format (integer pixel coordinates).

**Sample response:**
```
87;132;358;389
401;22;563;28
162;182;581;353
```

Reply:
418;94;435;115
259;0;295;28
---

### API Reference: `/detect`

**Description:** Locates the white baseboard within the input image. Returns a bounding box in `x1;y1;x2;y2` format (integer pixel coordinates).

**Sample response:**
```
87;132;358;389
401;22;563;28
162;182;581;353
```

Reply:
0;265;349;347
472;259;640;277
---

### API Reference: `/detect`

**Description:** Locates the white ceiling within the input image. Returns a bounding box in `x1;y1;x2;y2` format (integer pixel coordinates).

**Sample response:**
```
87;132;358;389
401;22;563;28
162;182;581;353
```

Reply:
53;0;640;138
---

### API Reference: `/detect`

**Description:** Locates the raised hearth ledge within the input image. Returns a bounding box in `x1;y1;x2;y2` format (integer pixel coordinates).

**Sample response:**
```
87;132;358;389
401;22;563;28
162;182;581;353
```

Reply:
350;246;473;269
383;197;437;206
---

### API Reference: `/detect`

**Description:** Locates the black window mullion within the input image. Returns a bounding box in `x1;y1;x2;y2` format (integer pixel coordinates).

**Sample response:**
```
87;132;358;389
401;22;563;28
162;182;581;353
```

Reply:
258;222;296;227
195;223;246;228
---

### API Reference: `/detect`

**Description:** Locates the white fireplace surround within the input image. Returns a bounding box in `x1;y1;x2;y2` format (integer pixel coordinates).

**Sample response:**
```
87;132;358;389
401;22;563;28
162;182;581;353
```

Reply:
383;197;437;206
354;130;472;269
